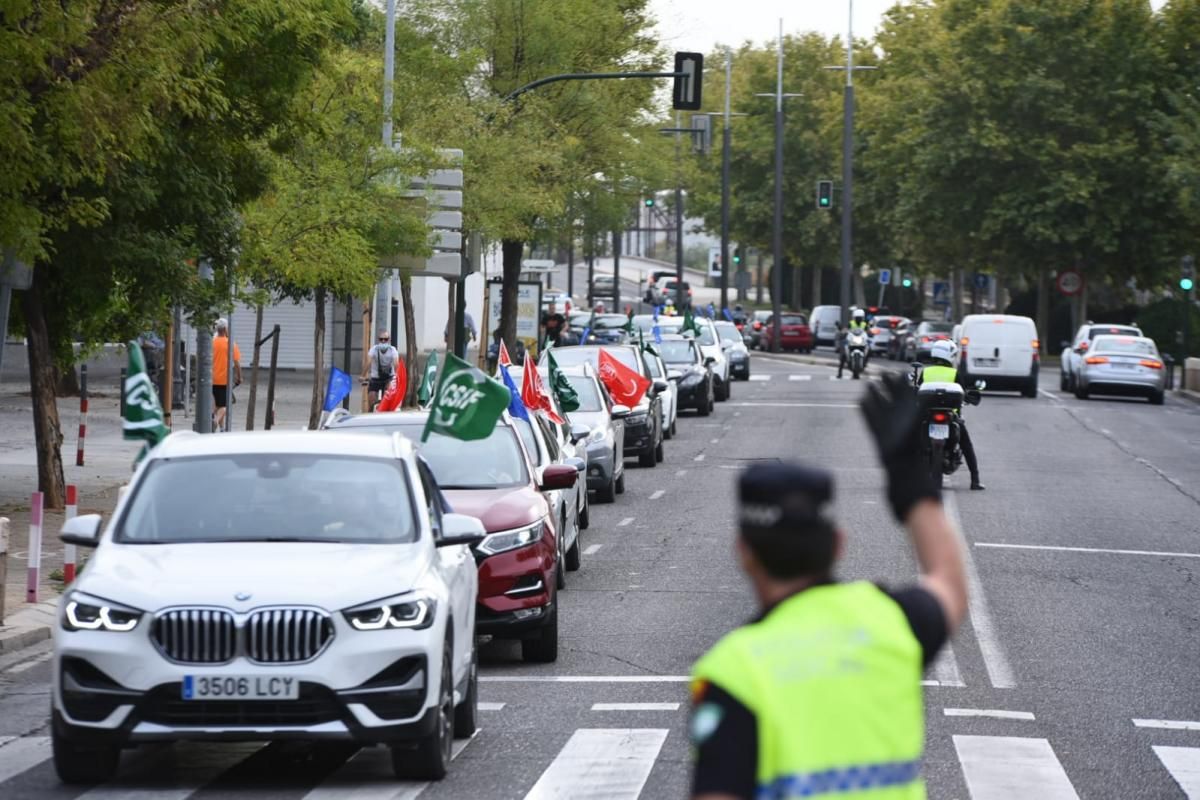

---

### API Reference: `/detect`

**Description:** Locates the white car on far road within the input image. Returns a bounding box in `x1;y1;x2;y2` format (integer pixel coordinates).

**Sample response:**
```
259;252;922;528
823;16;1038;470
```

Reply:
52;431;484;784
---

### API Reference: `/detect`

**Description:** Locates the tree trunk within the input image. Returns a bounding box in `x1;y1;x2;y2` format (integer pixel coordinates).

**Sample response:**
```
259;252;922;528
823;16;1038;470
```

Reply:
1036;268;1050;357
308;288;326;430
56;365;79;397
21;272;66;509
246;303;264;430
400;271;418;407
500;239;523;350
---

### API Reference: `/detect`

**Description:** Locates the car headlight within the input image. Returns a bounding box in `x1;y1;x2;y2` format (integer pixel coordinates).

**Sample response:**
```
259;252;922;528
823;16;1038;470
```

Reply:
680;371;704;386
344;594;436;631
587;426;607;444
625;412;649;426
477;521;544;557
62;593;143;633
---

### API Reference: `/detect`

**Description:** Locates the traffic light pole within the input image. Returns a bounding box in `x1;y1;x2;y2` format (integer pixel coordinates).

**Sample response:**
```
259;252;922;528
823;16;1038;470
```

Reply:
719;49;732;314
838;49;855;328
675;111;686;312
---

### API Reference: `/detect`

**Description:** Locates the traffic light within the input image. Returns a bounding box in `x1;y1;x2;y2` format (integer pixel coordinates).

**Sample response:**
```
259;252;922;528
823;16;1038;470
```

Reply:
672;52;704;111
1183;255;1196;292
645;198;655;208
816;180;833;210
1184;276;1196;292
902;276;913;288
733;248;742;266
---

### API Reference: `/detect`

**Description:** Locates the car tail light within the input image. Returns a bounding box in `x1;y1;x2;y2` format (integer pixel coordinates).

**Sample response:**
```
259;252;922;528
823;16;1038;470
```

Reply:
960;337;970;346
921;336;930;344
1032;338;1040;350
931;412;949;423
753;321;762;330
870;328;880;335
1140;359;1163;369
1085;356;1109;364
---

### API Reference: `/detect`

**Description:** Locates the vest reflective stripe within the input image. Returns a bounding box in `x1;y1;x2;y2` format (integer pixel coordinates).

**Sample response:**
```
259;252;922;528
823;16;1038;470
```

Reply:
693;582;925;799
921;365;957;384
850;321;867;331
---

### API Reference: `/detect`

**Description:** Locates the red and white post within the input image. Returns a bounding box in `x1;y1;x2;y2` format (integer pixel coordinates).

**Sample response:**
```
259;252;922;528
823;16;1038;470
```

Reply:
76;364;88;466
64;485;78;584
27;491;43;603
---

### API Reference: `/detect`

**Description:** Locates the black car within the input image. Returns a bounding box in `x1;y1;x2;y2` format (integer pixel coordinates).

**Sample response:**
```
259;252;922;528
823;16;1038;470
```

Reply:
657;335;714;416
541;344;666;467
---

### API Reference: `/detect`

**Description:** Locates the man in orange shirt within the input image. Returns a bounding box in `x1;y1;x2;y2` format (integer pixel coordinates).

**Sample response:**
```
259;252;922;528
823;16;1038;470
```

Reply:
212;318;242;431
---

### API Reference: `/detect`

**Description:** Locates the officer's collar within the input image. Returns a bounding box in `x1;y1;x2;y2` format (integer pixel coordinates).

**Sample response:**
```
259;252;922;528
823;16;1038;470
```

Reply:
752;576;835;623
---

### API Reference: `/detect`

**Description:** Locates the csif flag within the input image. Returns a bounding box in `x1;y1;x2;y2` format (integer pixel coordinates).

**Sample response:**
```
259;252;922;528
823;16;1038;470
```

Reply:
122;341;168;463
376;357;408;412
417;352;439;407
520;359;565;424
598;349;651;408
421;352;511;442
545;351;580;412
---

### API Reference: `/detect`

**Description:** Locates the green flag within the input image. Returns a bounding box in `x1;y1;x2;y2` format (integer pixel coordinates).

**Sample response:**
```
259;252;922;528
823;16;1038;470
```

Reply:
122;342;168;463
421;352;511;442
638;328;658;357
546;351;580;412
417;352;439;407
683;307;702;336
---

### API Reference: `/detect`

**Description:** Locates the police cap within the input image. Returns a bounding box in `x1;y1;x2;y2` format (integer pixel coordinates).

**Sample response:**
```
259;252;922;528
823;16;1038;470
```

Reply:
738;462;833;532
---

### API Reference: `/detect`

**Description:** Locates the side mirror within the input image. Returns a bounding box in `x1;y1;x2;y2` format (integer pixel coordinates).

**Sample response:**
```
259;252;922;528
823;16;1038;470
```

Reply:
570;423;590;444
704;356;717;367
437;513;487;548
910;362;923;371
61;514;102;548
611;404;631;419
652;379;669;394
565;455;587;474
539;464;578;491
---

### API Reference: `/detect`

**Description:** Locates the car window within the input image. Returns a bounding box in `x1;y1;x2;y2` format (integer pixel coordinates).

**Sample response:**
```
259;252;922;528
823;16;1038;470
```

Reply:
416;460;443;539
565;374;604;411
513;418;545;467
696;325;717;346
536;416;561;460
118;455;417;544
780;314;807;326
919;322;955;334
1087;326;1140;340
593;314;630;330
643;354;664;377
547;346;641;374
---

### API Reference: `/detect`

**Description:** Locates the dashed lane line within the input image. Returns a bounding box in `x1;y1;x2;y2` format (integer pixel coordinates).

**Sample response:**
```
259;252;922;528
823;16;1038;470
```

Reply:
479;702;506;711
648;490;665;500
977;542;1200;560
618;517;634;527
522;728;668;800
693;453;706;462
584;544;603;556
591;703;680;712
944;708;1036;721
1134;719;1200;731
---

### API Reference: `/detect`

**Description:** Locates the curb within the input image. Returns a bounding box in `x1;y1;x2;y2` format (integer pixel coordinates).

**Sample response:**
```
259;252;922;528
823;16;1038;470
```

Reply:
0;599;58;654
752;351;892;377
1176;389;1200;405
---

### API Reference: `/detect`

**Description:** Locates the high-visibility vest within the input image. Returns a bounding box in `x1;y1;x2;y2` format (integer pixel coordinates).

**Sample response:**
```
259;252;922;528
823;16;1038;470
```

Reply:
850;320;868;331
921;364;958;384
692;582;925;799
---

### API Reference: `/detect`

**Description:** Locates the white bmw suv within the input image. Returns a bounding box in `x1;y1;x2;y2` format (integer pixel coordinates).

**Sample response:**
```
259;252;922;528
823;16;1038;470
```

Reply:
52;431;484;784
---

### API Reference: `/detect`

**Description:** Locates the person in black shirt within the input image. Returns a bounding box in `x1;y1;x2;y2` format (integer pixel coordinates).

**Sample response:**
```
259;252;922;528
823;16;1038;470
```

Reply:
542;302;566;346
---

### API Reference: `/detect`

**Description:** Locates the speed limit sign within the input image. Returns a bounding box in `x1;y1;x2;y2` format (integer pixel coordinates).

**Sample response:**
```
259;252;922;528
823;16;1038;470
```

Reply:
1056;269;1084;296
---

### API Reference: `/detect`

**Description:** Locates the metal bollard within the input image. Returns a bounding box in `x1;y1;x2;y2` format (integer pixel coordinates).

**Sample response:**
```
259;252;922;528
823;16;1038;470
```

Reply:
64;485;77;584
0;517;8;625
27;491;43;603
119;366;127;418
76;364;89;466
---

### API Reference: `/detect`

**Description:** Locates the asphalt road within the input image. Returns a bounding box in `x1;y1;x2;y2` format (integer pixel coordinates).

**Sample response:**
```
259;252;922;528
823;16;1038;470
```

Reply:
2;351;1199;798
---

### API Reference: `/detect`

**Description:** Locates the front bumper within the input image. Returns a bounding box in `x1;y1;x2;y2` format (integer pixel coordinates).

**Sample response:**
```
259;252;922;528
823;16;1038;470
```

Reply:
624;416;654;455
729;356;750;376
475;535;556;638
1080;368;1164;395
53;618;444;745
675;379;707;406
585;442;616;488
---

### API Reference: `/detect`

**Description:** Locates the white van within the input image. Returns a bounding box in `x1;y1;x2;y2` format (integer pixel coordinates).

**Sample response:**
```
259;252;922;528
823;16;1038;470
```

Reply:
810;305;842;348
959;314;1040;397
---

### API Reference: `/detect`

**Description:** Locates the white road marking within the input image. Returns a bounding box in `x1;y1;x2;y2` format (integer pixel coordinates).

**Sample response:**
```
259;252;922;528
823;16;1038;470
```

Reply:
0;736;51;784
953;735;1080;800
977;542;1200;560
728;402;856;409
693;453;705;461
482;675;690;683
618;517;634;527
591;703;680;711
944;708;1036;721
675;469;687;477
6;652;52;674
748;374;771;382
709;438;719;444
1134;719;1200;731
1153;746;1200;797
930;645;965;688
733;411;741;417
479;702;506;711
1039;389;1060;400
523;728;668;800
584;544;603;555
79;743;264;800
303;734;476;800
788;374;812;381
943;493;1016;689
648;490;665;500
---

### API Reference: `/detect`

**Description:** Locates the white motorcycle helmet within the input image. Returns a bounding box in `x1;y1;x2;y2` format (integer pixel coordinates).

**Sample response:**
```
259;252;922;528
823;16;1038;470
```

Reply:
852;308;866;322
930;339;957;365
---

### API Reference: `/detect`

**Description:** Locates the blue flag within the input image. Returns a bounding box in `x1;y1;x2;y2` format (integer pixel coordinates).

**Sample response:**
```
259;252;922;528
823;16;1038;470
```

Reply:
654;305;663;320
322;366;353;412
499;365;530;422
707;302;716;318
652;325;662;344
722;307;734;322
580;327;592;344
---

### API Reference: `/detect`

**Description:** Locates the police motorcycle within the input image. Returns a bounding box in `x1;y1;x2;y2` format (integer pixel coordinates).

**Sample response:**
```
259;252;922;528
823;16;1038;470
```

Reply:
847;328;871;379
909;364;984;487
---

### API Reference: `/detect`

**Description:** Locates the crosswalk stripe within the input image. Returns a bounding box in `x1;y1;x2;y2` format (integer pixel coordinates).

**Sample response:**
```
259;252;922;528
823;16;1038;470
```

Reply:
1153;746;1200;797
748;374;770;382
303;735;476;800
0;736;50;784
523;728;668;800
953;735;1079;800
78;742;263;800
788;374;812;381
480;702;506;711
1135;719;1200;731
930;644;965;687
591;703;680;711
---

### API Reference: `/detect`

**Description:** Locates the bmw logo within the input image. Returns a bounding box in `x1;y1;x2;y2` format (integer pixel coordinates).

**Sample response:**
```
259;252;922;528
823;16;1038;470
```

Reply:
234;592;252;602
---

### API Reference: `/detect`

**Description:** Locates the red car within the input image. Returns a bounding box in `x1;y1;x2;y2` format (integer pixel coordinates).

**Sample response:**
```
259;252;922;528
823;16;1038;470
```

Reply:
328;412;577;663
761;312;814;352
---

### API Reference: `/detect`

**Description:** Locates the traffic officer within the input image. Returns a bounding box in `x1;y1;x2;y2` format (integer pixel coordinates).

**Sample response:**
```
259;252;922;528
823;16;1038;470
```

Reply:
690;373;968;800
918;340;984;491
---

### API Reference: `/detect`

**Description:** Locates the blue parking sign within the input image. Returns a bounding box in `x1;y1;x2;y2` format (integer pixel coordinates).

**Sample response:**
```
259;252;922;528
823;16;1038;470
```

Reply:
974;273;989;290
932;281;949;305
879;268;892;286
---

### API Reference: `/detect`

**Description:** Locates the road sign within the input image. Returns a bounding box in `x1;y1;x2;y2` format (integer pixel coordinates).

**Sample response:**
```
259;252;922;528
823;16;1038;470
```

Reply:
521;259;556;273
974;273;989;290
879;268;892;286
932;281;949;306
1056;269;1084;296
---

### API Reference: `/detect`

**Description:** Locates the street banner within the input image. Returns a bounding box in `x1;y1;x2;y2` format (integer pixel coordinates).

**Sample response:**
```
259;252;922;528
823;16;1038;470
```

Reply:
421;352;510;442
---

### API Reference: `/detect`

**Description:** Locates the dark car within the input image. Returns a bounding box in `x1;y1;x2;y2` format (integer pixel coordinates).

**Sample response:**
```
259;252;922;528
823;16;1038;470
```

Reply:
760;313;814;353
657;334;715;415
902;321;956;362
541;344;666;468
328;412;577;663
588;275;617;307
576;313;632;345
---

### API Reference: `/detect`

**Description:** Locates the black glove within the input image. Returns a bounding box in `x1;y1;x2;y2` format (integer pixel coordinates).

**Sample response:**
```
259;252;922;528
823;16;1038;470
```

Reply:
859;372;941;521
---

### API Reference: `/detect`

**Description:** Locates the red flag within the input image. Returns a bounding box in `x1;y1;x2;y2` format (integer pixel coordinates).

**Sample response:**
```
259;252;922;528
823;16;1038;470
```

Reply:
498;339;512;367
521;362;565;424
598;349;650;408
375;358;408;412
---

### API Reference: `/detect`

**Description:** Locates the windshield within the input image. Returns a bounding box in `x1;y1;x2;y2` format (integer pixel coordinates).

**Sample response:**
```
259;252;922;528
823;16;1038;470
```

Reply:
118;455;416;544
565;375;604;411
780;315;807;326
660;340;698;364
593;315;630;330
348;422;528;489
717;325;741;343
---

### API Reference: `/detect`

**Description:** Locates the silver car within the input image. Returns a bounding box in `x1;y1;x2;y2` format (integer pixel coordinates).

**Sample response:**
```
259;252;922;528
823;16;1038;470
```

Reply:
1060;322;1143;392
561;365;628;502
1074;335;1166;405
715;320;751;380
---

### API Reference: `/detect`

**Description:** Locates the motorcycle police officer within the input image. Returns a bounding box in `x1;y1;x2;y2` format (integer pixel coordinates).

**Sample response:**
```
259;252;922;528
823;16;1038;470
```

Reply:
690;373;968;800
918;340;985;491
837;309;870;379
